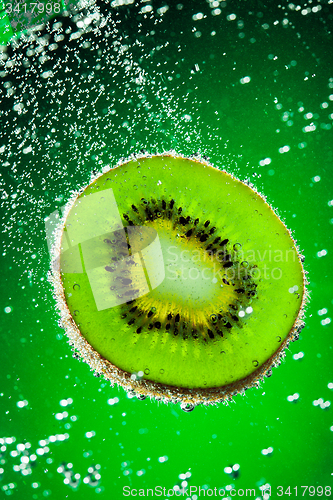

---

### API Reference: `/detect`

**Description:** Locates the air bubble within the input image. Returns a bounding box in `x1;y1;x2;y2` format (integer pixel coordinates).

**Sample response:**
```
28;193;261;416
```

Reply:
144;368;150;375
159;368;164;374
241;261;249;268
233;243;242;251
73;284;80;291
210;314;218;324
276;336;282;342
180;403;195;412
252;360;259;367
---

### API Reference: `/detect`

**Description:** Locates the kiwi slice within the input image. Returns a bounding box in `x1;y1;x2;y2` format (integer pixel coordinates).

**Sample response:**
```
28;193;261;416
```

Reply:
51;153;307;407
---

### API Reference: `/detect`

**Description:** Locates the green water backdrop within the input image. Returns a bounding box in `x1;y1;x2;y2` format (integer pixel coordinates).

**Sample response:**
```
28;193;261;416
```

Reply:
0;0;332;498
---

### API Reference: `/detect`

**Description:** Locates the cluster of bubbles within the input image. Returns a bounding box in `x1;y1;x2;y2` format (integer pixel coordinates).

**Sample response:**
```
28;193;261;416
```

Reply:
312;398;331;410
57;462;101;489
0;393;107;494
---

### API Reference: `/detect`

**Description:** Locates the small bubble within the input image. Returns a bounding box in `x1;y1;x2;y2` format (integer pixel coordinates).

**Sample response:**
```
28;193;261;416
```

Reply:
276;336;282;342
210;314;218;324
133;185;138;190
73;284;80;291
180;403;195;412
73;310;79;316
4;306;12;313
144;368;150;375
241;261;249;268
220;350;225;355
159;369;164;374
317;249;327;258
233;243;242;251
252;360;259;367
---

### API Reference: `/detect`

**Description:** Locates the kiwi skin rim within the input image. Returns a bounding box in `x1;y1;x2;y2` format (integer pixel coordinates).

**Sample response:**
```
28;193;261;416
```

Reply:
50;152;309;408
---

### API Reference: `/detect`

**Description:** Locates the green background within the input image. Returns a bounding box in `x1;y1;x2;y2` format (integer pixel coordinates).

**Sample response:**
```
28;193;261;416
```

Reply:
0;0;332;498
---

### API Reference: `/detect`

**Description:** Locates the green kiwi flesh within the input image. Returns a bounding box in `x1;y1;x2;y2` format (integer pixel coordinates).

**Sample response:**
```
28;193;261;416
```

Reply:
52;154;307;406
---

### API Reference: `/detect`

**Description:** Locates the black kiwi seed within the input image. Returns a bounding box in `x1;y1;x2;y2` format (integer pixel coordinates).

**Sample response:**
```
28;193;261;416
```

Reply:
220;238;229;246
186;229;193;237
204;220;210;228
170;199;175;209
207;329;214;339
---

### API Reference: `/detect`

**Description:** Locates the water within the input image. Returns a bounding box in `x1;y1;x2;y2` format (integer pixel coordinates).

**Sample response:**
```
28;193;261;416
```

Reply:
0;1;332;498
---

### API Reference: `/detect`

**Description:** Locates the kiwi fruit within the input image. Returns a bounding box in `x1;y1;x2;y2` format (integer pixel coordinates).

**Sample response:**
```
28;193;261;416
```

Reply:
51;153;307;408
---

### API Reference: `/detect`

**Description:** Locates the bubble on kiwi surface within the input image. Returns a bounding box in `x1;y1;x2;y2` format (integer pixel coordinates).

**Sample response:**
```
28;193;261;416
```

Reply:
50;153;308;407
